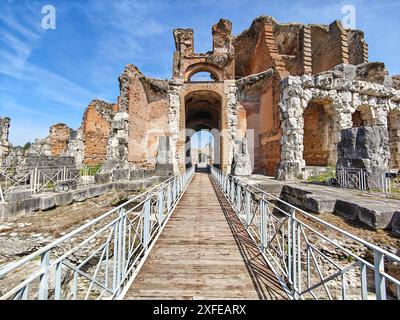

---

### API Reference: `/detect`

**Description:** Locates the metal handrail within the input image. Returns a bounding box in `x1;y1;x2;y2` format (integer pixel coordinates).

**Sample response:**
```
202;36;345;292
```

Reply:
210;166;400;300
0;166;195;300
0;165;104;202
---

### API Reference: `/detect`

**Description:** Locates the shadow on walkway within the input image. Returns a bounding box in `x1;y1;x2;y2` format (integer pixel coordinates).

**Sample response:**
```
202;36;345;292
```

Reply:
210;175;288;300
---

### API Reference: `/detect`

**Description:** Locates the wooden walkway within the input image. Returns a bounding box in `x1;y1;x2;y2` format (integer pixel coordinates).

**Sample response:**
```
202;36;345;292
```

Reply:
124;173;287;300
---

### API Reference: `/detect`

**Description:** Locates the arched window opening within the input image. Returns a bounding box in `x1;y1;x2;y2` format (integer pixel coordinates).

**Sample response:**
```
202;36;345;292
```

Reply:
189;71;216;82
352;106;374;127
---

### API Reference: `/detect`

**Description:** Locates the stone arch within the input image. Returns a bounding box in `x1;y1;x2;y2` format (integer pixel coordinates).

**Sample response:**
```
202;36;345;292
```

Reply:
184;63;223;82
302;98;337;166
388;108;400;169
177;86;228;171
352;104;375;127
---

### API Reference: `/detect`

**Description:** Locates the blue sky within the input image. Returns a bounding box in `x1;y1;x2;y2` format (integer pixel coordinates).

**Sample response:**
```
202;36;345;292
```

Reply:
0;0;399;146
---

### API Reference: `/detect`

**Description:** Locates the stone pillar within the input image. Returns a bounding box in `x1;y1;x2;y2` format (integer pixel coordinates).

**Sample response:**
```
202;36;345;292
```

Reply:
337;126;390;181
224;80;239;173
155;136;174;176
0;117;11;163
168;79;183;174
104;112;130;171
232;138;252;176
278;93;305;180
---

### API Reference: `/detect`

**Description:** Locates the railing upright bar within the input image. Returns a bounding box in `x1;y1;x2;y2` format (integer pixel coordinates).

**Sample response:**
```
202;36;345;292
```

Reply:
143;199;151;252
38;251;50;300
374;251;386;300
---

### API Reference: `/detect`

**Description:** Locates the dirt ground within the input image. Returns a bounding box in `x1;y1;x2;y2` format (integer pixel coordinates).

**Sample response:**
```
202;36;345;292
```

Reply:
0;190;131;267
304;212;399;253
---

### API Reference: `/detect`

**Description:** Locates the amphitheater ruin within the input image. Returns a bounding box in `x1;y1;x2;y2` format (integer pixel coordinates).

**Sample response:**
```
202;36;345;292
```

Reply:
0;16;399;300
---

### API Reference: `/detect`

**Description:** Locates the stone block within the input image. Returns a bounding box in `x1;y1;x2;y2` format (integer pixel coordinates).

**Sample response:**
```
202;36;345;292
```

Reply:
358;207;394;230
333;200;360;221
73;189;89;202
155;163;174;177
113;181;144;192
112;169;130;181
55;179;77;192
94;172;111;184
391;212;400;235
304;194;336;214
4;190;32;202
0;198;40;218
54;192;73;206
39;196;56;211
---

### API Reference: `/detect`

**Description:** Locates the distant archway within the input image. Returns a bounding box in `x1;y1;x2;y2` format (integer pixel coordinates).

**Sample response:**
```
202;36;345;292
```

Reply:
190;131;214;165
184;90;222;168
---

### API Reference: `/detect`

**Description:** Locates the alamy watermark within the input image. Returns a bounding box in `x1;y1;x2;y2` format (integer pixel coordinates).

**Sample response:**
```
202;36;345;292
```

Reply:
41;5;56;30
341;4;356;29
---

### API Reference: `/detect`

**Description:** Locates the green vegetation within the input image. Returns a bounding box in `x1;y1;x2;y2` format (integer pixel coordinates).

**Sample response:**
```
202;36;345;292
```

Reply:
307;166;336;183
23;142;32;151
80;164;102;176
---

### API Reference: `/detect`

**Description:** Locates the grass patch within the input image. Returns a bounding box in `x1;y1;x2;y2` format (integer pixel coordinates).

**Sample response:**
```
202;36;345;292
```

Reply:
80;164;102;176
307;166;336;183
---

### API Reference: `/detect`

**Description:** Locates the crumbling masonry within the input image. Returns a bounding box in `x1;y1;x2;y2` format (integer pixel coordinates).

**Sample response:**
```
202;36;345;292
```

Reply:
1;16;399;179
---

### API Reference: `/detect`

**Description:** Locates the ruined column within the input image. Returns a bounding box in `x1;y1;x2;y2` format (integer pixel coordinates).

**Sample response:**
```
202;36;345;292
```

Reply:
155;136;174;176
0;117;11;163
231;138;252;176
168;79;183;174
224;80;239;173
104;112;130;171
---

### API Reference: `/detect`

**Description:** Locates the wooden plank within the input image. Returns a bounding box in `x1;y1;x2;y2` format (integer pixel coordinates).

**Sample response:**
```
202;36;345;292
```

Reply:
124;173;287;300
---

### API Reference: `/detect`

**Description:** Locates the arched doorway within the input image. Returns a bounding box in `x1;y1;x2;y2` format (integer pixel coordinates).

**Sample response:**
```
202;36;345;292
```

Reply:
183;90;222;169
190;131;214;165
303;100;335;166
188;71;217;82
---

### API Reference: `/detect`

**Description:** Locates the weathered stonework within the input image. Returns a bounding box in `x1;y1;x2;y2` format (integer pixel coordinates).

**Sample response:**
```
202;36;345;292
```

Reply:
337;126;390;181
278;67;400;179
0;118;11;161
104;112;130;170
2;16;399;182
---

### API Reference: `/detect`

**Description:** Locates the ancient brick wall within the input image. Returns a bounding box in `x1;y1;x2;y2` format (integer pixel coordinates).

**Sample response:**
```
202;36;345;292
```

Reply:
311;21;349;74
347;29;368;65
118;65;169;168
49;123;72;157
82;100;117;165
303;102;333;166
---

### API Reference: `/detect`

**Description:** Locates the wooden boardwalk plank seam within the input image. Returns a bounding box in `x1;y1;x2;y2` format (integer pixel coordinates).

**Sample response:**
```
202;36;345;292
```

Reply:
124;173;287;300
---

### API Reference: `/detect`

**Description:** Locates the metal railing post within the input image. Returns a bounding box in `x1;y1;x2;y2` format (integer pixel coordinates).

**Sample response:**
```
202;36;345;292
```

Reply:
374;251;387;300
117;208;125;285
291;208;297;295
143;198;151;252
245;189;251;228
157;190;164;226
167;184;172;212
38;251;50;300
55;260;63;300
259;199;267;252
236;183;241;212
230;179;235;203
